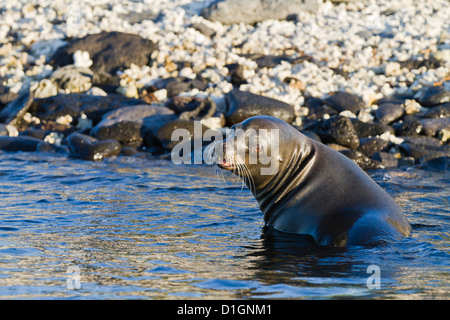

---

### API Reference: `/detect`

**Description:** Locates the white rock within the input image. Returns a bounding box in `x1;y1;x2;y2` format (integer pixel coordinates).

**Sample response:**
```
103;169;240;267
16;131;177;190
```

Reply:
44;132;64;145
56;115;73;125
73;50;93;68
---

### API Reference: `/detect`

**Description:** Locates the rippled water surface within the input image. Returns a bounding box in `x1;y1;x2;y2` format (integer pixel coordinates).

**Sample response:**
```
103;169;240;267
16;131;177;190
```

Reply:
0;152;448;299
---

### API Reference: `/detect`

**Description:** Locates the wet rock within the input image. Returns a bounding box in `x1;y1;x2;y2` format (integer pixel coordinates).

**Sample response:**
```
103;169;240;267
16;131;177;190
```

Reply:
375;103;404;124
252;55;291;69
30;93;143;125
152;77;208;97
225;63;246;86
189;22;215;37
166;96;217;121
156;119;210;150
357;137;389;157
91;71;121;93
166;96;204;114
372;152;398;169
351;118;395;138
50;65;93;93
0;136;42;152
36;142;67;154
67;132;121;161
225;89;295;125
304;97;337;121
19;128;50;140
306;115;359;149
424;102;450;119
323;91;366;114
0;85;19;109
50;32;158;75
91;104;176;146
399;136;448;162
0;91;34;125
340;149;383;170
393;118;423;136
201;0;320;25
398;56;442;70
419;156;448;170
417;86;450;107
420;118;450;138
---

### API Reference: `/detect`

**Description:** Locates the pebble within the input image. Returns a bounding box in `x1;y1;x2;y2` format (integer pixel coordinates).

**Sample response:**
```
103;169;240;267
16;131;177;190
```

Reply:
66;132;121;161
323;91;366;114
306;115;360;149
375;103;404;124
357;137;389;157
420;118;450;138
225;89;295;125
340;150;383;170
418;86;450;107
351;118;395;138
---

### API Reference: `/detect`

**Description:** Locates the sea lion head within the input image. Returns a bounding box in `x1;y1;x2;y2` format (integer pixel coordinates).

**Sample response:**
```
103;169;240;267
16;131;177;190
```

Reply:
212;115;307;192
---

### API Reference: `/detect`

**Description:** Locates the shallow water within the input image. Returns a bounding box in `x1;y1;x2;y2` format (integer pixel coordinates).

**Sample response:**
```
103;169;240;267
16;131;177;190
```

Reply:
0;152;448;299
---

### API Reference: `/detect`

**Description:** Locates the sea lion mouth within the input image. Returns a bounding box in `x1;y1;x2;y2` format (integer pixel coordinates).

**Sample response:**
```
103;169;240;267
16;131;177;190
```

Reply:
217;160;234;170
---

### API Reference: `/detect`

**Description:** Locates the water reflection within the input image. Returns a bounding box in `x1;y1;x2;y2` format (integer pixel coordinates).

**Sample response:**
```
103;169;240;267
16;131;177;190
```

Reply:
0;153;448;299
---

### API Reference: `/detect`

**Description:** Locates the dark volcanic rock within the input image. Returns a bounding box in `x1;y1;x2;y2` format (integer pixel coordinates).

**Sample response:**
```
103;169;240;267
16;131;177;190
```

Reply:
420;118;450;137
0;136;42;152
30;93;143;125
424;102;450;118
166;96;204;114
351;118;395;138
372;152;398;168
418;86;450;107
323;91;366;114
50;31;158;75
399;136;449;162
152;77;208;97
166;96;216;121
253;55;291;69
225;89;295;125
90;104;176;146
393;118;423;136
67;132;121;161
304;97;337;121
201;0;319;25
306;115;359;149
189;22;215;37
0;85;19;109
375;103;404;124
0;91;34;125
357;137;389;157
156;119;210;150
340;149;383;170
225;63;246;86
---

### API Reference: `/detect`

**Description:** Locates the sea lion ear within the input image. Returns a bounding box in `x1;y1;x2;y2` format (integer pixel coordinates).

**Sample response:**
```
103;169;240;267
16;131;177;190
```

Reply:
278;155;283;162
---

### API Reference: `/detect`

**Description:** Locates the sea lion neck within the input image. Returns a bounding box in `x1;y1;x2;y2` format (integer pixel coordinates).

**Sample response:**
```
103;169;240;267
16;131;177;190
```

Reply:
254;138;316;225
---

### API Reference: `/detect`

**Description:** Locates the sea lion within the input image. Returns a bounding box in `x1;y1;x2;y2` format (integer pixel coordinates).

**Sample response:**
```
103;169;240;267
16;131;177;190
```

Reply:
212;115;411;247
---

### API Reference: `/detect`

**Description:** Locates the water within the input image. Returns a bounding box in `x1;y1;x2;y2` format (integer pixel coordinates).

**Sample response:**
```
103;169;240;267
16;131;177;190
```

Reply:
0;152;448;299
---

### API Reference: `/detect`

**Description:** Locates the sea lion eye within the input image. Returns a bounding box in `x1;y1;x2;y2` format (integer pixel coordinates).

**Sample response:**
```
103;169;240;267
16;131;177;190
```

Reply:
254;144;264;153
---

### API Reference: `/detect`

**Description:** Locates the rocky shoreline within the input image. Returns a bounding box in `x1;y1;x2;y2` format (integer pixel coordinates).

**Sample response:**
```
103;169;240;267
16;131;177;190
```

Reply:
0;0;449;170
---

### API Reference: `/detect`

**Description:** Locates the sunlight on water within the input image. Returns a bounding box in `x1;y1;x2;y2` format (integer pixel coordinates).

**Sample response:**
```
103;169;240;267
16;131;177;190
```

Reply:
0;153;448;299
